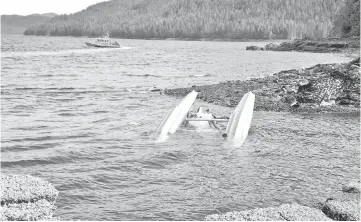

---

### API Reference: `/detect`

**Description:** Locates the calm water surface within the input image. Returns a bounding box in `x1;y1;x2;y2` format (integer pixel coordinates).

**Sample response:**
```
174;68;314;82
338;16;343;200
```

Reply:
1;35;359;220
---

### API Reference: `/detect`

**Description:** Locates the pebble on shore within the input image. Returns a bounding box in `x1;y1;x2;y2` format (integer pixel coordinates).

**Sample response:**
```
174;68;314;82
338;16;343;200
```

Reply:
0;174;59;221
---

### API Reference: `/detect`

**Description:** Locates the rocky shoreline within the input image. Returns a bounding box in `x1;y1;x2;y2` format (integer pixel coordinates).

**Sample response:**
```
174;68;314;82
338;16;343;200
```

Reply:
165;57;360;113
1;174;358;221
246;37;360;56
205;180;360;221
0;174;59;221
163;43;361;221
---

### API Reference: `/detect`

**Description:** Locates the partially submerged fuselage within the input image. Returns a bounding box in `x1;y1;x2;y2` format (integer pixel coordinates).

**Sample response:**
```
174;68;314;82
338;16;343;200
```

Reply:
154;90;255;146
187;107;216;129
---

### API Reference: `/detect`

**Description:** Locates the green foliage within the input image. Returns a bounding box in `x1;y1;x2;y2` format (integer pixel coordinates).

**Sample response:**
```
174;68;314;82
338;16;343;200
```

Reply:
24;0;346;39
331;0;360;37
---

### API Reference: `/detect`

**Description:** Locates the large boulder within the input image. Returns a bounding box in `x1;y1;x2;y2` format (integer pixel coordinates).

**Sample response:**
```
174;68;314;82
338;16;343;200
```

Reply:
319;180;360;221
322;199;360;221
0;174;59;221
1;200;56;221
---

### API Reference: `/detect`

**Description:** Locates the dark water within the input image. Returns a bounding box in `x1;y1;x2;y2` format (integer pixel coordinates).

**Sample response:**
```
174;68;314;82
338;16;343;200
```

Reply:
1;35;359;220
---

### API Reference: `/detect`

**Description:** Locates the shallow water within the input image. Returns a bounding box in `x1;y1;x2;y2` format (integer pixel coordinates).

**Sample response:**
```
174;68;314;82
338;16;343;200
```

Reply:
1;35;359;220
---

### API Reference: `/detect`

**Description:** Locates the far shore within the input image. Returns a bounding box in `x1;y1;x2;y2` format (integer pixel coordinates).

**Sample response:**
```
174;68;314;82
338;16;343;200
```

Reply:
4;33;286;42
5;34;359;52
5;34;359;57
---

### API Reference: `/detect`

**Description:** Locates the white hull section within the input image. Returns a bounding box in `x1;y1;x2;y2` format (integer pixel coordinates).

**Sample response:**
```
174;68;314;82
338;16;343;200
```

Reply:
189;120;211;129
85;42;120;48
155;90;198;142
188;111;219;129
189;111;210;129
225;91;255;145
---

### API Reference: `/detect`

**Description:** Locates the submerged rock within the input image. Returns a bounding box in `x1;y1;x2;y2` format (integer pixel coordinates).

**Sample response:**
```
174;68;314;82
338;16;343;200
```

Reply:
205;203;332;221
0;174;59;221
342;181;360;194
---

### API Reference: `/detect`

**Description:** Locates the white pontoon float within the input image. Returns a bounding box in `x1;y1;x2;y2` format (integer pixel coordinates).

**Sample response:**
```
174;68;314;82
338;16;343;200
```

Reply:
154;90;255;145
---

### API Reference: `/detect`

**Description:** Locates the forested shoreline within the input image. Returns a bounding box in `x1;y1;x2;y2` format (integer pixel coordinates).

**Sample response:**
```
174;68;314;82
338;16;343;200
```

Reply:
23;0;359;40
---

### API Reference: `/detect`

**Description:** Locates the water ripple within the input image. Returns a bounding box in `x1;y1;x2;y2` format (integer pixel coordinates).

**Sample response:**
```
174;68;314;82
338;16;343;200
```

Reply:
1;36;358;221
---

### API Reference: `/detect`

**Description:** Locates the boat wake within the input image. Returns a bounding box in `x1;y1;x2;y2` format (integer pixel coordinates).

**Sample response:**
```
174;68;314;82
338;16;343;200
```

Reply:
124;73;160;77
2;47;133;58
188;73;213;77
123;73;211;79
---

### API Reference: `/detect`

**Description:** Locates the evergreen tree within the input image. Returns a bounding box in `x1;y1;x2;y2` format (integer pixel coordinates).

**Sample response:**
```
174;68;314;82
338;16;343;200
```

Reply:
331;0;360;37
24;0;347;40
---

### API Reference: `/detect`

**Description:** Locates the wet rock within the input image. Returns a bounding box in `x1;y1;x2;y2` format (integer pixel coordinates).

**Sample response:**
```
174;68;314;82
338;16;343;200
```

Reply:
342;181;360;194
318;180;361;221
0;174;59;221
336;98;353;105
298;79;310;87
264;43;278;50
278;204;333;221
259;37;359;53
246;46;264;51
322;199;360;221
1;199;57;221
165;58;360;113
205;203;332;221
225;100;232;107
348;57;360;66
329;42;349;48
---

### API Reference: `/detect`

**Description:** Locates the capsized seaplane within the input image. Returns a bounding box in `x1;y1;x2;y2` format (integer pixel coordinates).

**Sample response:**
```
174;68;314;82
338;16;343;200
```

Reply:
154;90;255;146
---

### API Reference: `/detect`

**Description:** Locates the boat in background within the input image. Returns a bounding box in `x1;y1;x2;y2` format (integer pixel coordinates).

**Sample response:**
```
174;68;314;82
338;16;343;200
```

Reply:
85;34;120;48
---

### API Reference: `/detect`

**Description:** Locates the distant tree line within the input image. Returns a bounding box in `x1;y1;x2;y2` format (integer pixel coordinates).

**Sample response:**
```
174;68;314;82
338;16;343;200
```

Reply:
331;0;360;37
24;0;347;40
